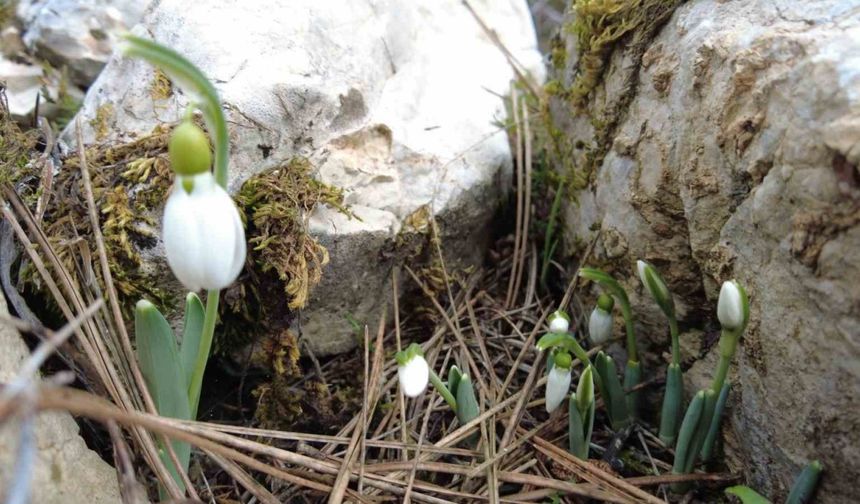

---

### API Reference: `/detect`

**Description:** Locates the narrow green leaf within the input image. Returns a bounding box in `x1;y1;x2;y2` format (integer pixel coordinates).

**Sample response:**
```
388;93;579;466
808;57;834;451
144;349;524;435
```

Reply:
135;300;192;491
456;374;480;446
536;332;569;351
685;389;716;473
786;460;823;504
448;365;462;401
672;390;704;494
700;380;730;462
725;485;771;504
595;352;630;430
659;363;684;446
179;292;205;394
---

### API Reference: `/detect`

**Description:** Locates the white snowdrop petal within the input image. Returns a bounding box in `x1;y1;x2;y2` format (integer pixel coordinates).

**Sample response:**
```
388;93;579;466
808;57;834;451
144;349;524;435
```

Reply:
162;172;247;291
588;307;613;345
398;356;429;397
545;366;571;413
549;316;569;334
717;281;743;330
164;184;204;291
227;197;247;281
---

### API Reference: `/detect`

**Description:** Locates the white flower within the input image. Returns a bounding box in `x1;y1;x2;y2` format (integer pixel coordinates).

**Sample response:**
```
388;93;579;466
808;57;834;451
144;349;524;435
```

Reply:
717;280;746;331
163;172;246;291
545;365;572;413
588;306;613;345
397;354;429;397
548;310;570;333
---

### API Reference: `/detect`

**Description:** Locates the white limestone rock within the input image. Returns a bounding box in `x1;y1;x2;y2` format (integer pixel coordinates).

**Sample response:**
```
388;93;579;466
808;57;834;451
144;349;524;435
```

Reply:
65;0;544;355
16;0;151;87
0;296;121;503
550;1;860;501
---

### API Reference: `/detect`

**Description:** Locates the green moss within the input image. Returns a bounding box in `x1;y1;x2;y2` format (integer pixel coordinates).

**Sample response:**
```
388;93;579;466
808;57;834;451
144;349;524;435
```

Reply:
25;124;178;313
149;69;173;101
236;158;350;311
89;103;114;141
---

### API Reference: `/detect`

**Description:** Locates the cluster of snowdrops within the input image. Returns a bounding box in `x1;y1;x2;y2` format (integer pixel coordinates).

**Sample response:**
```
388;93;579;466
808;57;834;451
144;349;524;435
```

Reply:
123;37;821;502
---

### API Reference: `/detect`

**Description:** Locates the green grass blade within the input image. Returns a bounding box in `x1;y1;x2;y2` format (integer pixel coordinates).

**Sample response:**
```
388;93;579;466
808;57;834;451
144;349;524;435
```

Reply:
179;292;205;394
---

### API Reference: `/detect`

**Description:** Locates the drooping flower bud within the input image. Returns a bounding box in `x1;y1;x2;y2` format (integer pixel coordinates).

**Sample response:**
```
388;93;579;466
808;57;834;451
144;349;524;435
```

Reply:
162;171;246;291
717;280;748;331
588;296;614;345
168;121;212;176
637;260;674;318
396;343;429;397
545;351;572;413
548;310;571;334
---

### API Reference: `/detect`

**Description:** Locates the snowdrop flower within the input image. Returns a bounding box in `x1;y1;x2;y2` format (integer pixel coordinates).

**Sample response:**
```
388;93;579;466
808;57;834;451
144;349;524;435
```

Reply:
546;351;572;413
637;260;674;318
396;343;429;397
163;122;246;291
588;293;614;345
548;310;571;334
717;280;748;331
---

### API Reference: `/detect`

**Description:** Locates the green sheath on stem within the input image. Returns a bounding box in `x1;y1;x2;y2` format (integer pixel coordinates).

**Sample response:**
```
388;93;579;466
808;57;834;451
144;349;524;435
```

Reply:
595;352;630;430
659;362;684;445
623;360;641;418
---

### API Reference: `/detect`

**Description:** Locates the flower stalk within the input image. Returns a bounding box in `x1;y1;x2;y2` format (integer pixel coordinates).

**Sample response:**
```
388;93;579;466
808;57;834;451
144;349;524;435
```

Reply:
637;260;684;444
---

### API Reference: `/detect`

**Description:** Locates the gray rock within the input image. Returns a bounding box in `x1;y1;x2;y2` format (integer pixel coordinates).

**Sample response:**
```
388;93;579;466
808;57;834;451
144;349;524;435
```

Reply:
16;0;151;87
64;0;544;355
0;296;121;503
550;0;860;501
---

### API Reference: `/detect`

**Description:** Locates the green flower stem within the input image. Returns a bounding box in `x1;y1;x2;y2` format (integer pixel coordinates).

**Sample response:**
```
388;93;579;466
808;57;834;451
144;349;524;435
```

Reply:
429;368;458;412
188;290;218;418
621;303;638;363
711;329;738;394
669;316;680;366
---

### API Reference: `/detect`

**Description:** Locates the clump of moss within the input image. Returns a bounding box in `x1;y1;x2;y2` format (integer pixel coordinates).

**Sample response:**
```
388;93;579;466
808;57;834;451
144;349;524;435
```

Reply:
0;93;39;183
35;124;177;310
149;69;173;101
566;0;681;110
236;158;349;311
89;103;114;141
